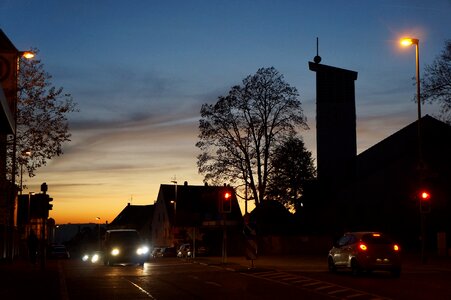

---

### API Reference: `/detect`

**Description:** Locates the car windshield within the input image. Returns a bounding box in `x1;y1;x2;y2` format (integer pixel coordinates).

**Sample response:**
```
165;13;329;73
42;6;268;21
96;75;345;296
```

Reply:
361;233;392;244
109;231;140;243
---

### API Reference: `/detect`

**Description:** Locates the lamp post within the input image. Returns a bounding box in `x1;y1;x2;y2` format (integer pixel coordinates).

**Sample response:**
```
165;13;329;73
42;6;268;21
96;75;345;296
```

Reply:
400;38;421;121
12;51;35;194
401;37;427;262
96;217;101;250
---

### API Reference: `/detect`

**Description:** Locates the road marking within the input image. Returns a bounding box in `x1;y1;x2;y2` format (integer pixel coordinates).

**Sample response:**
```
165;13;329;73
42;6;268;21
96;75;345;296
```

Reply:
314;284;336;291
327;288;351;295
205;281;222;287
125;278;157;299
240;269;393;300
301;281;323;287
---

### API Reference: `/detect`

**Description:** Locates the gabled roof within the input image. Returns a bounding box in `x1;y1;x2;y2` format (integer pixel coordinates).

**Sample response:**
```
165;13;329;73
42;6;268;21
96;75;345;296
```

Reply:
158;183;242;227
357;115;451;177
0;29;18;53
110;203;154;230
0;86;14;133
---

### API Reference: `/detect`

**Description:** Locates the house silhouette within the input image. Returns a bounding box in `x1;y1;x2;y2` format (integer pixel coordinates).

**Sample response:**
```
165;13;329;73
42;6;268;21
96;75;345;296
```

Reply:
151;182;243;255
109;203;154;244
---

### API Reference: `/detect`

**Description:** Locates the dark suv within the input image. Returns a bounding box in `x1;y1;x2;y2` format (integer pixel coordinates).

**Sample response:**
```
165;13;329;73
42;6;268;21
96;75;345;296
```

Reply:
103;229;149;266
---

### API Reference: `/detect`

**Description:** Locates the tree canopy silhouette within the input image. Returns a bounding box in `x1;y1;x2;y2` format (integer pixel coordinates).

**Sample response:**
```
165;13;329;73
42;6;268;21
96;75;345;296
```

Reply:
266;136;316;213
7;48;77;185
196;67;308;207
422;39;451;124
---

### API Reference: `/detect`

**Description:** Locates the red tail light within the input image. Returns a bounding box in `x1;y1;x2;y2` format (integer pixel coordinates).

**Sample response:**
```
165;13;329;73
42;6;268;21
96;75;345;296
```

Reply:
359;243;368;251
393;244;400;251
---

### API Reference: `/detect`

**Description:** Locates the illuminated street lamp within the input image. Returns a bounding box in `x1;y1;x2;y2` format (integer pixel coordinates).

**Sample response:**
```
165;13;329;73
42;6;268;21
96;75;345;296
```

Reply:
21;51;35;59
401;37;428;262
11;50;35;195
400;38;421;121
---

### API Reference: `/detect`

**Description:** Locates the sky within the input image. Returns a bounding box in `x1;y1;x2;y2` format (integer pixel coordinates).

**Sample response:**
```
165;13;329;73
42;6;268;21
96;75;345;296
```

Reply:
1;0;450;224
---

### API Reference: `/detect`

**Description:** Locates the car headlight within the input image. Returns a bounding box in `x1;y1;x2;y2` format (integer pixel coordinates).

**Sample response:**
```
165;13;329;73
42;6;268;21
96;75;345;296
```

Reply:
111;248;120;256
137;246;149;255
91;254;99;263
82;254;89;262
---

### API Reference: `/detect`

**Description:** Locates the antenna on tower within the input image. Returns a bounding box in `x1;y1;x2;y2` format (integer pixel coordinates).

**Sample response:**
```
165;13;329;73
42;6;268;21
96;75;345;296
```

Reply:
314;37;322;64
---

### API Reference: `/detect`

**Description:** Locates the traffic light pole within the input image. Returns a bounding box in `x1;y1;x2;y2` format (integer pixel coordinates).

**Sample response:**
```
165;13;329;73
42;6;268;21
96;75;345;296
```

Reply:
40;217;46;270
222;212;227;264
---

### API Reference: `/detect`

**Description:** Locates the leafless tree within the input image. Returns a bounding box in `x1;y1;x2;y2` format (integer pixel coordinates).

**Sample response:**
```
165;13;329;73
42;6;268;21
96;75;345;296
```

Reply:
422;39;451;124
7;48;77;185
196;67;308;207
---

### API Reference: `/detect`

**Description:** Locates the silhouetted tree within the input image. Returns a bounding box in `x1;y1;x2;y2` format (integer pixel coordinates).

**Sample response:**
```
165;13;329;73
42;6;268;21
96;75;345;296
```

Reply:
196;67;308;207
266;136;316;213
421;39;451;124
7;48;77;183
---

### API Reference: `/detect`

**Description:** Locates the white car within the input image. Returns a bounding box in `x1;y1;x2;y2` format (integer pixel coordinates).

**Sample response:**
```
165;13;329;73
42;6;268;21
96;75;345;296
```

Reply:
328;232;401;277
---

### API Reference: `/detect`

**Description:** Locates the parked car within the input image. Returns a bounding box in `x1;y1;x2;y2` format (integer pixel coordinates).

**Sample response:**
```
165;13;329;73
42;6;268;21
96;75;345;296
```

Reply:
151;247;163;258
177;243;209;258
328;232;401;277
160;247;177;257
103;229;150;266
177;244;191;258
48;244;70;259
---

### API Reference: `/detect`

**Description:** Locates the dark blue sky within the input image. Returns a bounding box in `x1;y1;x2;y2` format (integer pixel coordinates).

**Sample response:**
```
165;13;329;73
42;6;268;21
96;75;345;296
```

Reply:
1;0;450;223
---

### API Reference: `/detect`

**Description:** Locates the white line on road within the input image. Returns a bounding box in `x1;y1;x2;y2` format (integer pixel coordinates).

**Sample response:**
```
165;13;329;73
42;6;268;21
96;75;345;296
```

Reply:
204;281;222;287
125;278;157;299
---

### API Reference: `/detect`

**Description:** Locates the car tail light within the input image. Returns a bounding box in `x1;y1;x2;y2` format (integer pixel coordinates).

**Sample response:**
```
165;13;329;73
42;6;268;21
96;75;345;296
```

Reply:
359;243;368;251
393;244;400;251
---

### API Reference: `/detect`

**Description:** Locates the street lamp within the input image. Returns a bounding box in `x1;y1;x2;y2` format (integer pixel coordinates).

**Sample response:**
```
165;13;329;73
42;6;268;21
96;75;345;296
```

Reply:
11;50;35;195
401;37;427;262
400;38;421;121
96;217;101;250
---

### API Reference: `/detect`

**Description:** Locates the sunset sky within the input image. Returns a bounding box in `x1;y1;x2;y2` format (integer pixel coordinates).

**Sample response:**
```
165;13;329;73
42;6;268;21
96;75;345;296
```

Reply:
1;0;450;224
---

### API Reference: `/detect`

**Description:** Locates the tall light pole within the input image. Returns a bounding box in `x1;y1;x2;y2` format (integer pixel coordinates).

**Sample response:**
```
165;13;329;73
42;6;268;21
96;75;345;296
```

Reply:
401;37;427;262
400;38;421;120
96;217;101;250
12;51;35;194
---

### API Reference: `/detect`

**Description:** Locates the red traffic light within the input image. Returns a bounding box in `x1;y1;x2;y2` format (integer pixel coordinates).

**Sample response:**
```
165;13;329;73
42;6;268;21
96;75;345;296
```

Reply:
220;190;232;213
420;191;431;201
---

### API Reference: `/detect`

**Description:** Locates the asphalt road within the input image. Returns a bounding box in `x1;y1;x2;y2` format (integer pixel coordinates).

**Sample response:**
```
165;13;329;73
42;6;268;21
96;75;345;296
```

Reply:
56;256;451;300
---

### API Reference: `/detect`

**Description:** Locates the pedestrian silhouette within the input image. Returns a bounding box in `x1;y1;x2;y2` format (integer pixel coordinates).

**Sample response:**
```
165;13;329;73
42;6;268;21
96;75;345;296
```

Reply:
27;230;38;264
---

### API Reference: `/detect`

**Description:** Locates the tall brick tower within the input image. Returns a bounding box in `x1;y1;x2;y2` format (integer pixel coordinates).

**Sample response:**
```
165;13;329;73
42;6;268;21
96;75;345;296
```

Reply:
309;61;358;183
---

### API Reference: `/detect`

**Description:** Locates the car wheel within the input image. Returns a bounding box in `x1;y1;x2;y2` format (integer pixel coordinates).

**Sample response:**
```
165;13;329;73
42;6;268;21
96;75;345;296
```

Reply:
351;259;361;276
328;257;337;273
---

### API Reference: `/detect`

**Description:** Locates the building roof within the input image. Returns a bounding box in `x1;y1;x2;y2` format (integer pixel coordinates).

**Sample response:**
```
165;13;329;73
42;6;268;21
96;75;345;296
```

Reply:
0;29;18;53
357;115;451;178
110;203;154;230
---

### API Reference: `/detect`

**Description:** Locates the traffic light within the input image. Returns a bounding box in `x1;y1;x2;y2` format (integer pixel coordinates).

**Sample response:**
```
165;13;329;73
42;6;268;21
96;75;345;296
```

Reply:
29;193;53;218
419;190;431;213
220;189;232;213
47;195;53;211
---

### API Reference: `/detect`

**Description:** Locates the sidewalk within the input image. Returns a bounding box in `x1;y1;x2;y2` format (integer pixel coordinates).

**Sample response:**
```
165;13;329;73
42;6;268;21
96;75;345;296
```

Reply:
191;253;451;273
0;258;60;299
